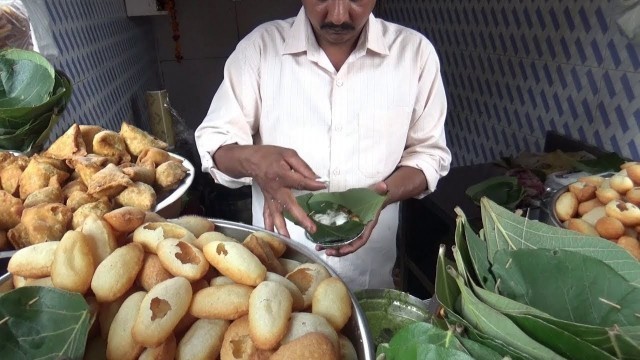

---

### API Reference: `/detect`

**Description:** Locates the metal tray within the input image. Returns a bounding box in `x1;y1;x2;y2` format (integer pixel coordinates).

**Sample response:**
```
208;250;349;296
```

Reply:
154;152;195;213
0;219;375;360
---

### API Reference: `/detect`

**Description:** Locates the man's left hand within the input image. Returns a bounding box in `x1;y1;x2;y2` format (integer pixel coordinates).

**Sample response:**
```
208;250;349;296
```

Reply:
316;181;388;257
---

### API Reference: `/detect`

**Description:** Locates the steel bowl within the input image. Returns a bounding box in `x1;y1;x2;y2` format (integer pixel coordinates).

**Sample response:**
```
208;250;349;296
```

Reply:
0;219;375;360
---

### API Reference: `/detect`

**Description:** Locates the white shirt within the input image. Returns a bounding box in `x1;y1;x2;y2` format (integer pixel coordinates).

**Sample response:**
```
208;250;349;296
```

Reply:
195;8;451;290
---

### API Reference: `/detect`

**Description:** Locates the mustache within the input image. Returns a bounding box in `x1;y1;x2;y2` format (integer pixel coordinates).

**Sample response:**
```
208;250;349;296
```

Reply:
320;22;355;31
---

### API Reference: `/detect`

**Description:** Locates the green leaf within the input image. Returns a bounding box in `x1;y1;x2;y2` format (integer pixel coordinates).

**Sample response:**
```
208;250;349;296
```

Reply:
480;197;640;286
610;326;640;359
466;176;525;210
376;322;474;360
492;248;640;327
448;267;564;359
0;286;91;360
457;336;504;360
286;188;386;244
572;152;626;174
471;278;616;359
0;49;55;109
463;216;497;291
435;244;459;312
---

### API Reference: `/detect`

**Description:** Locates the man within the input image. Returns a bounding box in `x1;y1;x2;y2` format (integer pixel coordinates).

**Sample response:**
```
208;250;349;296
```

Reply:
195;0;451;290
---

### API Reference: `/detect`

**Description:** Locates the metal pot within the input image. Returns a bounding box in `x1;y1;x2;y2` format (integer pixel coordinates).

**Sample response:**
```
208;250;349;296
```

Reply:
0;219;375;360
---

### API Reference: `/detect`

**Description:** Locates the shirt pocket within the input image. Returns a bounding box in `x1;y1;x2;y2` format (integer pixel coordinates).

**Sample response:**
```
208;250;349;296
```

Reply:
357;108;412;179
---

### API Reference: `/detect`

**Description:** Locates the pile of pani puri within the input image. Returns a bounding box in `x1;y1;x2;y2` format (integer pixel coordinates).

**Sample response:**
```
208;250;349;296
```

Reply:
0;121;189;251
6;210;358;360
555;161;640;260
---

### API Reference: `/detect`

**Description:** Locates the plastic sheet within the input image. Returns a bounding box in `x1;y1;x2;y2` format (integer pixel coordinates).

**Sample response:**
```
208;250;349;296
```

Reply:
0;0;32;50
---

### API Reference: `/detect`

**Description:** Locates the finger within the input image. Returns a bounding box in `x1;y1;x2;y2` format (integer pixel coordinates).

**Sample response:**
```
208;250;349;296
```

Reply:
263;203;274;232
325;237;368;257
287;174;327;191
370;181;388;195
285;199;316;233
283;152;320;179
272;210;290;238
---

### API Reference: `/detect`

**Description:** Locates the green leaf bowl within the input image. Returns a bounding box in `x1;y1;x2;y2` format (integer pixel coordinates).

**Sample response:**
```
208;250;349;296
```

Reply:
286;188;386;246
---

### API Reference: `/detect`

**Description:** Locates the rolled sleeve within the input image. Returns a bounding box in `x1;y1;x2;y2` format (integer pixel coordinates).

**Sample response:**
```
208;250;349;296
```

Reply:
399;41;452;198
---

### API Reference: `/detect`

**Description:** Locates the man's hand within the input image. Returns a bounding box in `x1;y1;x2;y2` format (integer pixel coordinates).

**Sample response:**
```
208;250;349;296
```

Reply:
318;181;389;257
214;144;326;237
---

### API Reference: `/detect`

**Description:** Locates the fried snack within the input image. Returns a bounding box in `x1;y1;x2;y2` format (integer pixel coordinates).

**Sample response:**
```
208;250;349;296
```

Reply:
32;154;71;173
87;163;133;198
278;258;302;274
173;280;209;336
271;332;338;360
627;164;640;184
618;236;640;260
145;211;166;223
7;241;59;278
43;123;87;160
115;181;156;211
103;206;146;233
81;214;119;267
595;216;626;241
248;231;287;258
138;253;173;291
67;155;111;186
249;281;293;350
155;160;188;192
139;334;177;360
312;277;351;331
51;230;94;293
577;198;604;216
0;161;24;195
596;181;621;204
21;203;72;244
79;125;104;153
627;188;640;206
194;231;238;250
176;319;230;360
605;200;640;227
243;234;286;275
610;175;635;194
286;263;331;309
280;312;339;351
99;295;127;339
121;164;156;185
578;175;605;187
107;291;146;360
220;316;273;360
19;158;70;199
61;179;87;199
554;191;578;222
0;190;23;230
210;276;236;286
190;284;254;320
67;191;102;212
72;199;112;229
565;218;599;236
338;334;358;360
0;151;14;171
91;242;144;302
137;148;173;167
157;239;208;281
132;222;196;253
133;277;193;348
567;181;597;203
7;223;29;249
264;272;304;311
120;122;168;156
203;241;267;286
92;130;131;164
23;185;63;208
169;215;215;238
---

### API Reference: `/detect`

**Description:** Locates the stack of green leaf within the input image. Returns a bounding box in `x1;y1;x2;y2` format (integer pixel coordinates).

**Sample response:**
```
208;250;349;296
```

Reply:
0;48;73;152
423;197;640;360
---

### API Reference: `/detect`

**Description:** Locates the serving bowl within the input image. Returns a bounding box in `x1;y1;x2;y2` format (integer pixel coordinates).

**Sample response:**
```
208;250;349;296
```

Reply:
0;219;375;360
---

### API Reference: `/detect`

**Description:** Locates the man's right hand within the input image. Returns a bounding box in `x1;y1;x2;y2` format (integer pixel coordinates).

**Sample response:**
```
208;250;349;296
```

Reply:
213;144;326;237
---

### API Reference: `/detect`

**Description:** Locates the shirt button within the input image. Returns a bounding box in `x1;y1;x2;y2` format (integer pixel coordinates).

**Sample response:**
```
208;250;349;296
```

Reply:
333;168;340;175
336;79;343;87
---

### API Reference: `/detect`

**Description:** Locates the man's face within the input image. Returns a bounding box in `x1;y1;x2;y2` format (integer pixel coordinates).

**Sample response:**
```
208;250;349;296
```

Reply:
302;0;376;46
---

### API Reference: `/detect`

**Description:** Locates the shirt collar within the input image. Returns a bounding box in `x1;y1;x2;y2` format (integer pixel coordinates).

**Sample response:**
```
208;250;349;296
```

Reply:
282;8;390;57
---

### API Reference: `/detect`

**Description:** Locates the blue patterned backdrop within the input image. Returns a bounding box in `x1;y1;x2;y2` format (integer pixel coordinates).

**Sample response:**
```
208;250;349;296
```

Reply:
26;0;160;142
382;0;640;166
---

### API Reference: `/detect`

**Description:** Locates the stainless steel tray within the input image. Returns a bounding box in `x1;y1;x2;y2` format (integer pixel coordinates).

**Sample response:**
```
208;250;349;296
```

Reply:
0;219;375;360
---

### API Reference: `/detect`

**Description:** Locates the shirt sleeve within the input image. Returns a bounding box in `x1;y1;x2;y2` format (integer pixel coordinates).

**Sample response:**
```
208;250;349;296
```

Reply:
194;39;262;189
398;40;452;197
